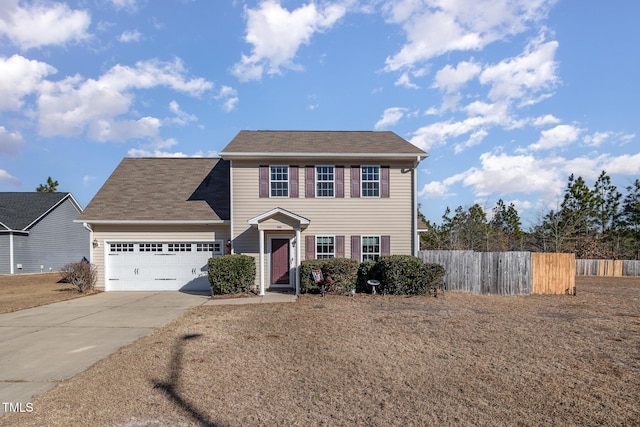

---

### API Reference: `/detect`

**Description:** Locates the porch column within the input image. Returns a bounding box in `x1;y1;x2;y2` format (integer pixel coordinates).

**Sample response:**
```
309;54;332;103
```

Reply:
296;228;301;296
259;228;265;296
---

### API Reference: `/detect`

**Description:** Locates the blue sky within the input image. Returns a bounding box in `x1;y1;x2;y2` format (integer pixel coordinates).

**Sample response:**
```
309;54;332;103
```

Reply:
0;0;638;228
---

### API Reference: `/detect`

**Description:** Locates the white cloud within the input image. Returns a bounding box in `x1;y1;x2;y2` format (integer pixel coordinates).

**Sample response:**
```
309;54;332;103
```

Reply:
462;151;566;198
36;59;213;141
0;169;20;186
454;129;488;154
232;0;346;81
411;100;514;150
601;153;640;175
383;0;555;71
119;30;142;43
111;0;140;12
532;114;560;126
583;131;609;147
82;175;96;186
0;126;24;156
166;101;197;126
433;61;481;93
0;55;56;111
215;86;239;112
127;137;202;158
0;2;91;49
479;34;559;103
375;107;407;130
395;72;419;89
529;124;583;151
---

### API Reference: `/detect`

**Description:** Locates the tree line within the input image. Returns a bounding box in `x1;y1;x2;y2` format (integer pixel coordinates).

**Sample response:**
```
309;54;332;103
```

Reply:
420;171;640;260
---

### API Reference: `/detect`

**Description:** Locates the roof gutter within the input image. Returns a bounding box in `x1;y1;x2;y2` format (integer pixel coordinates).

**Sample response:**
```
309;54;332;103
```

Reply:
73;219;230;225
221;152;428;160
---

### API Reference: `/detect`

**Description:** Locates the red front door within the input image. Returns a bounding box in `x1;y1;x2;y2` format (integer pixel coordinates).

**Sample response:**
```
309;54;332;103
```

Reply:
271;239;290;285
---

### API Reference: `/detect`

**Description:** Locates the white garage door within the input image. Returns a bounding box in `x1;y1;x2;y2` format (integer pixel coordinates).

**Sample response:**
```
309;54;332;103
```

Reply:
106;241;223;291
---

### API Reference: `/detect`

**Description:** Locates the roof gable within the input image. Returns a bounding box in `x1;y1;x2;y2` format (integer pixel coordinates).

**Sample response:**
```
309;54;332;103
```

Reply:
77;158;230;223
0;192;73;231
220;130;427;158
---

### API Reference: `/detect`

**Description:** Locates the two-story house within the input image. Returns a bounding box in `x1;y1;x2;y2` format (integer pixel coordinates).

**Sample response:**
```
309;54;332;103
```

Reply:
76;131;427;293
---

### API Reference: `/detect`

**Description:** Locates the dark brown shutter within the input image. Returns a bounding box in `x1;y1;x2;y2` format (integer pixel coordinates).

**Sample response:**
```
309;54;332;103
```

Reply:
381;166;390;198
290;165;298;198
351;235;361;261
259;165;269;198
335;166;344;198
305;235;315;260
336;235;345;258
350;166;360;198
305;166;315;198
381;235;391;256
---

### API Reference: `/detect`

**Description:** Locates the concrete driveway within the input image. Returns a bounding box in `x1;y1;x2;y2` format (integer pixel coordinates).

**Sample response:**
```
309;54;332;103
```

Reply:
0;292;209;413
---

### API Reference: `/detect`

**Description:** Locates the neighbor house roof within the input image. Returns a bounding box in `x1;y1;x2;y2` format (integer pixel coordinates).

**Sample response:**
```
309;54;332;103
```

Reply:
76;158;230;224
220;130;428;159
0;192;80;231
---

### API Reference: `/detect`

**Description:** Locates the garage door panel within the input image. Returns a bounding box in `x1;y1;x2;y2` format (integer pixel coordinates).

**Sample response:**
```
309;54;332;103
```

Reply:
106;241;220;291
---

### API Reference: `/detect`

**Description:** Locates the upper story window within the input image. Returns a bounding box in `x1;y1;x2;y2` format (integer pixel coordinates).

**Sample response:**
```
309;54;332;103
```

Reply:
316;166;334;197
316;236;335;259
361;166;380;197
270;166;289;197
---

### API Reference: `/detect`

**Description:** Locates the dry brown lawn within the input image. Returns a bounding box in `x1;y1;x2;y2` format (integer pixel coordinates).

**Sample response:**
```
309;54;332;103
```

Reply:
0;273;92;314
2;277;639;426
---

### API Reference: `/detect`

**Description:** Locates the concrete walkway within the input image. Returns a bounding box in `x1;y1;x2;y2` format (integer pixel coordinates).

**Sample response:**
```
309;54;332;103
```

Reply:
0;290;297;413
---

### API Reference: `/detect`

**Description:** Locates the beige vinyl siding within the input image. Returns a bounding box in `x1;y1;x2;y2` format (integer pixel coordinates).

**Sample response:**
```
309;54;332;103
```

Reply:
231;159;415;287
91;224;229;290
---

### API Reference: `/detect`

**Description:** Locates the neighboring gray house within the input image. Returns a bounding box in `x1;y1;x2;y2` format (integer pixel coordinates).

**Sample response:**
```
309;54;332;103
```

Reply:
0;192;89;274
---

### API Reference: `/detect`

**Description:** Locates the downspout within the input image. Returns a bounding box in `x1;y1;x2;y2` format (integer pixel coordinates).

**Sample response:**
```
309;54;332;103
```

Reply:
229;160;234;253
9;232;14;274
413;156;419;257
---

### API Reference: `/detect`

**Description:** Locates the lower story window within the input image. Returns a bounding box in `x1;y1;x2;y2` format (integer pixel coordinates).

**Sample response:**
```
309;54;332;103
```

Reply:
316;236;335;259
362;236;380;261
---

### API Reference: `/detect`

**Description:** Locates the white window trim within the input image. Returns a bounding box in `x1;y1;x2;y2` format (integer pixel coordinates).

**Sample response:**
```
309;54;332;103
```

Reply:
361;165;380;198
315;165;335;198
269;165;290;198
315;235;336;259
361;235;381;261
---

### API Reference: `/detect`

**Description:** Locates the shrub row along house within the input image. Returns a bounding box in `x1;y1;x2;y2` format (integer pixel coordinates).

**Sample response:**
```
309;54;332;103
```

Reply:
76;131;428;293
0;192;89;274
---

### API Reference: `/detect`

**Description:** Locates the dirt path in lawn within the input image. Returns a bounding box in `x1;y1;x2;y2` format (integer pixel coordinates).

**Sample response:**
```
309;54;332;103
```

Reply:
1;276;639;426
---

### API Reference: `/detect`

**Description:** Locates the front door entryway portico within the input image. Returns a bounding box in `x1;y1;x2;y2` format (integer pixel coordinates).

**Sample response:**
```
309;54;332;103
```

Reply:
248;207;310;296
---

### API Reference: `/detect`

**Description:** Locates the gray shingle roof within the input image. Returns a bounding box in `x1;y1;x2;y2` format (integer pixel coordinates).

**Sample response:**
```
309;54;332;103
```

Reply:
0;192;71;230
221;130;427;156
77;158;230;222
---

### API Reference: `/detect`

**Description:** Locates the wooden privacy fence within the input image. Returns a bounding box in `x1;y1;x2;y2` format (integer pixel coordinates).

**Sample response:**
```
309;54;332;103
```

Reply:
575;259;640;277
419;251;575;296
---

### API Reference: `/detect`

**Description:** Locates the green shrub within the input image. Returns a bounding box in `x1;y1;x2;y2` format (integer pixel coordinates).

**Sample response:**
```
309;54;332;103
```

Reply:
300;258;359;294
60;261;97;293
376;255;445;295
356;260;380;293
208;254;256;295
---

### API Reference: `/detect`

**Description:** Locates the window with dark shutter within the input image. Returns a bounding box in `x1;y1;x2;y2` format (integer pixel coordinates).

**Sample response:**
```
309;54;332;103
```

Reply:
259;165;269;198
290;165;299;198
336;235;345;257
351;235;361;260
336;166;344;198
350;166;360;198
381;166;390;198
305;166;315;198
305;235;315;260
